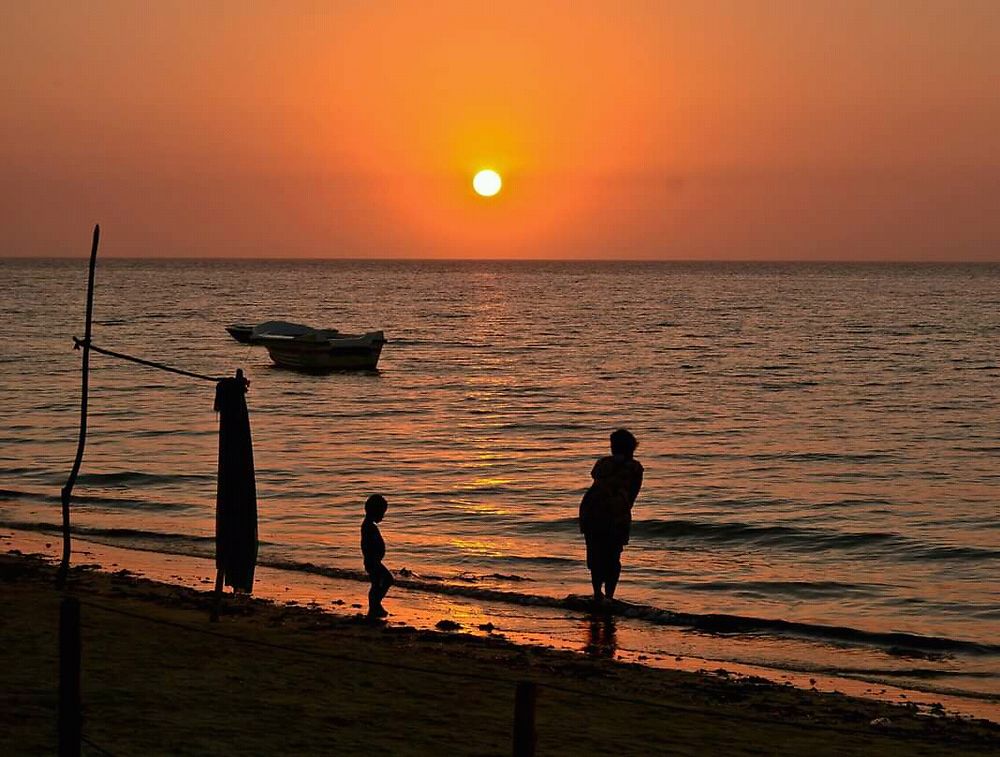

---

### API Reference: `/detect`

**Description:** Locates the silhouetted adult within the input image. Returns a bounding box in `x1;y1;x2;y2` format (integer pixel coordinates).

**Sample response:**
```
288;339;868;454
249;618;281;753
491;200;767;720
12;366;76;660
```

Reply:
579;429;643;605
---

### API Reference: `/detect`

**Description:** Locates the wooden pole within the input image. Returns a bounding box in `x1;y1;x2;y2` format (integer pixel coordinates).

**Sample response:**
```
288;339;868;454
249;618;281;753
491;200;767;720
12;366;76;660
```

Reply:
56;225;100;588
58;597;82;757
512;681;537;757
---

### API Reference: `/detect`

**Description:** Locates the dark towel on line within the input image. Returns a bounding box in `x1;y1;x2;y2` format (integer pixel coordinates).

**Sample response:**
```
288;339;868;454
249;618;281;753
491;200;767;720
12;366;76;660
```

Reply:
214;373;258;593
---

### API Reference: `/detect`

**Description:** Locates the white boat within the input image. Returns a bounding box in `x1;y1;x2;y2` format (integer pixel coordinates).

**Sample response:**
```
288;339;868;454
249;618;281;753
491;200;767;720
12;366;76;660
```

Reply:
226;321;331;344
226;321;386;371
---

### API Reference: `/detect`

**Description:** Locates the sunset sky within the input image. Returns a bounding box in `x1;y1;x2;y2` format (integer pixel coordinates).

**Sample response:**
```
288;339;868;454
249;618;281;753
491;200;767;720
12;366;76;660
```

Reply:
3;1;998;260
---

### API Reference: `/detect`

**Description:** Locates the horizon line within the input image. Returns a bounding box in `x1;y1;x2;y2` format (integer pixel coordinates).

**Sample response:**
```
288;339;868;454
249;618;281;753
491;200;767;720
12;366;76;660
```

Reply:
3;255;1000;265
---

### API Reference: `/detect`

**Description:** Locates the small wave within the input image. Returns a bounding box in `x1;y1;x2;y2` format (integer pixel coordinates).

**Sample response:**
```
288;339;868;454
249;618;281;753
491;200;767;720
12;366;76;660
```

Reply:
650;451;894;464
0;488;32;501
76;471;213;486
0;487;199;512
823;666;998;680
501;554;576;566
823;498;894;508
0;519;215;546
674;579;882;599
0;466;52;478
525;516;1000;562
454;571;533;583
129;428;215;439
758;381;819;392
747;451;896;463
646;609;1000;658
71;493;201;512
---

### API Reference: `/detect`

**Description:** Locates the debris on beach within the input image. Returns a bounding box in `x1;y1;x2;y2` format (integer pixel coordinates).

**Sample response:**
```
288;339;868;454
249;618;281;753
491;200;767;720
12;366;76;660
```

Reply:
486;573;532;582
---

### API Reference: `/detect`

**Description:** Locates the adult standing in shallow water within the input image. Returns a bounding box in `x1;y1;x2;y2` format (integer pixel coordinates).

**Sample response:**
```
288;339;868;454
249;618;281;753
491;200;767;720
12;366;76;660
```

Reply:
579;429;644;605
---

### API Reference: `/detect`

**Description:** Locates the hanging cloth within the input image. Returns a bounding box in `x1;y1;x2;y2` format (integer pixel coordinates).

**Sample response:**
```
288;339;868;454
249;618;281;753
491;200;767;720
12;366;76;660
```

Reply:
214;369;258;592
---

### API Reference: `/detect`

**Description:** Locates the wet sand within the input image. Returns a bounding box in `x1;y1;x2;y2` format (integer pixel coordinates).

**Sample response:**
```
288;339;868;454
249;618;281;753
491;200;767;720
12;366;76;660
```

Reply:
2;545;998;755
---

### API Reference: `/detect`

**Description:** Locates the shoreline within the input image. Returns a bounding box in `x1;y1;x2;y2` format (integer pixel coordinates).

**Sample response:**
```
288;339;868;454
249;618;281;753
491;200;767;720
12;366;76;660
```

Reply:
2;549;999;755
3;527;998;724
6;517;995;660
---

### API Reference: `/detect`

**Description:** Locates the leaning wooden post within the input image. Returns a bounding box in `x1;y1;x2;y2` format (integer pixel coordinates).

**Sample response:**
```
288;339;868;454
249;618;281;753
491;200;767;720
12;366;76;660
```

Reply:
512;680;537;757
56;225;100;588
58;597;82;757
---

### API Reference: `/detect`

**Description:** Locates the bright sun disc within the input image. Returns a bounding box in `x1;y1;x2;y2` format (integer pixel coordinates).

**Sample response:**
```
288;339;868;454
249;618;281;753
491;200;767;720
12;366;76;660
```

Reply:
473;169;502;197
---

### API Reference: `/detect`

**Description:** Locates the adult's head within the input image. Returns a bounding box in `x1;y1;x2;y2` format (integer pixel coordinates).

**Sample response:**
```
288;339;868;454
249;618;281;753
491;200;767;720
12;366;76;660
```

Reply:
610;428;638;459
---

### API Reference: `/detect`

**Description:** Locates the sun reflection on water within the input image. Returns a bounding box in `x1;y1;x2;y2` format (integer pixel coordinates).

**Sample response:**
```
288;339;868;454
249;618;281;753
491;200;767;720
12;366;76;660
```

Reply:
449;498;512;517
450;538;505;558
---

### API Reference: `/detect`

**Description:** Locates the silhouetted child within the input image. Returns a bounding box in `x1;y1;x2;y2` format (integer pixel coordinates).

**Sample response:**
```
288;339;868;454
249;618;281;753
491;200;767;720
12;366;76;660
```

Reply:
361;494;393;618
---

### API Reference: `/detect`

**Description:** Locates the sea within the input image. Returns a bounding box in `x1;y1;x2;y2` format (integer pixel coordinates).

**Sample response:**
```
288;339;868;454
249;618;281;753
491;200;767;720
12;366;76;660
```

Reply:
1;258;998;703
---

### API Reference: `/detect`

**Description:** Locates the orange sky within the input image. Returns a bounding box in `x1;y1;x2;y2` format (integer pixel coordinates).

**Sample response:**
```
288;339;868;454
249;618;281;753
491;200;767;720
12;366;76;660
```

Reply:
2;1;999;259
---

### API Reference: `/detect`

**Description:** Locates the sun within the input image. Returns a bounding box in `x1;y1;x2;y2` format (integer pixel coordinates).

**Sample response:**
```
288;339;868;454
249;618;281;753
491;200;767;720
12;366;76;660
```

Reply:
472;169;502;197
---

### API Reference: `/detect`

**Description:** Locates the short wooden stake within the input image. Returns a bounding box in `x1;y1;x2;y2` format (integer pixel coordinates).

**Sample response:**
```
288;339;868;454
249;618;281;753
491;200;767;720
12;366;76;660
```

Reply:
512;680;537;757
210;568;224;622
58;597;82;757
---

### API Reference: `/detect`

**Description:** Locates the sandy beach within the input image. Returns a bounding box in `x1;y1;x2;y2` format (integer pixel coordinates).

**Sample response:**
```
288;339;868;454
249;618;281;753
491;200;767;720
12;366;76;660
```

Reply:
3;544;998;756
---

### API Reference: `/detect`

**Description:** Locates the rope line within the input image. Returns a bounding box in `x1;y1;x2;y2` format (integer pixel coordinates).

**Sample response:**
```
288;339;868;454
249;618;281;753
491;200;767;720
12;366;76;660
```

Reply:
81;734;118;757
535;680;917;739
75;598;922;738
78;599;514;686
72;337;224;383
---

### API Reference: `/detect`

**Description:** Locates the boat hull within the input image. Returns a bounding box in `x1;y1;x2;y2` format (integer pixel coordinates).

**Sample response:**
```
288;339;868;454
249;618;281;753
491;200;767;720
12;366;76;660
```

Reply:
260;331;385;371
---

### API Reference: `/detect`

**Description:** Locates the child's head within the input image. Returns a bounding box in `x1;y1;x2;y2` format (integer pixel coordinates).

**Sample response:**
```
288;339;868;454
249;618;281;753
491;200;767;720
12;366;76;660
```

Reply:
365;494;388;521
610;428;638;458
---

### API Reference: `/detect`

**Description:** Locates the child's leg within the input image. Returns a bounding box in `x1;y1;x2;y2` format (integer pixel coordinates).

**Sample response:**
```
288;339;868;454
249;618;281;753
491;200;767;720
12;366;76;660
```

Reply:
367;576;381;615
366;564;393;617
375;563;394;604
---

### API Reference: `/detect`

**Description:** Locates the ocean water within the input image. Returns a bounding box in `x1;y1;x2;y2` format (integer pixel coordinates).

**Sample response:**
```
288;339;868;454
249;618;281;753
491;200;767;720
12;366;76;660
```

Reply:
1;259;998;695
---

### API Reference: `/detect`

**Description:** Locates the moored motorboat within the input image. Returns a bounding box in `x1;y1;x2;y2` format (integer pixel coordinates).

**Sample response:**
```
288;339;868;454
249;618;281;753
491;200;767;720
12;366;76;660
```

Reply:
259;329;386;371
226;321;386;371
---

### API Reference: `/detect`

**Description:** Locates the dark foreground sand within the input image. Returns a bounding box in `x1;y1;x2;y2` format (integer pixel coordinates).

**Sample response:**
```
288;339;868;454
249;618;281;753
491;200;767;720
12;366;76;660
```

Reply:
2;552;997;756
